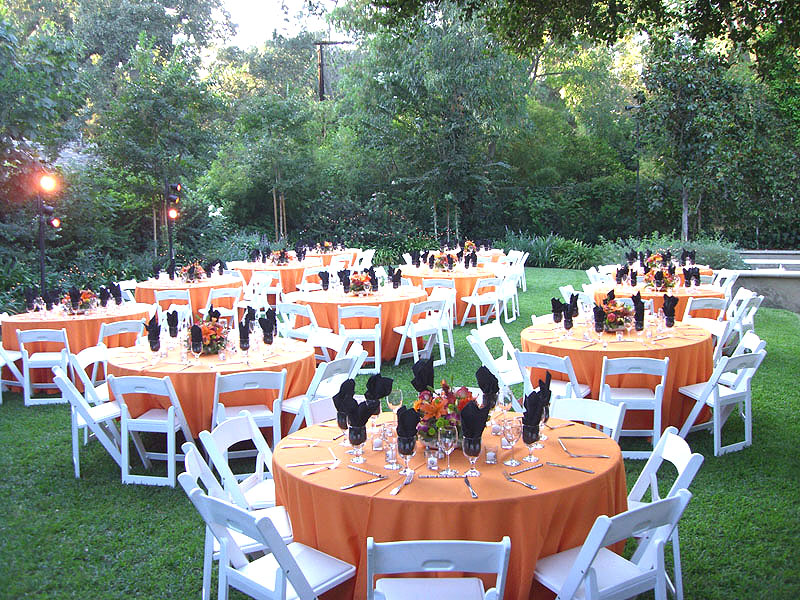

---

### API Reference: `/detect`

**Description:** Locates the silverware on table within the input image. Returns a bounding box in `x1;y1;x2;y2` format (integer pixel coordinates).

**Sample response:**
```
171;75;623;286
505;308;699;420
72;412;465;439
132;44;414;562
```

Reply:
389;471;414;496
348;465;383;478
558;436;607;440
502;470;537;491
464;475;478;499
558;438;610;459
510;463;543;476
285;460;336;468
547;461;595;474
544;422;575;430
340;476;387;490
302;448;340;475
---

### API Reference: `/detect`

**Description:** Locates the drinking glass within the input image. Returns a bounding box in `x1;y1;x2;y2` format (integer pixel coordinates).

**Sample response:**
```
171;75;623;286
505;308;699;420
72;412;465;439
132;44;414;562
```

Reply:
438;426;458;477
348;425;367;464
539;404;549;442
336;411;352;448
382;425;401;470
522;425;541;462
492;386;510;437
191;342;202;364
462;437;482;477
387;390;403;416
502;416;522;466
397;435;417;475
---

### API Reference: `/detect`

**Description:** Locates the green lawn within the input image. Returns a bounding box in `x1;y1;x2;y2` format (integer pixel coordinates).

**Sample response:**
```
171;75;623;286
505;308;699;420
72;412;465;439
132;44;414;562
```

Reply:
1;268;798;599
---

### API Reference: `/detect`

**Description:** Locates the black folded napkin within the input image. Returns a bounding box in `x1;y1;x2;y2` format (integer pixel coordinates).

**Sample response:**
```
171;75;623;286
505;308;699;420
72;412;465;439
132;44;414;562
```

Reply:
411;250;420;267
266;307;277;334
333;379;358;415
249;248;261;263
167;310;179;337
570;293;579;318
110;282;123;305
522;380;549;427
593;304;606;332
691;267;701;286
663;251;672;266
337;269;350;285
348;399;380;428
446;254;454;270
44;289;55;311
258;316;273;344
411;357;434;392
654;270;664;287
342;276;351;293
319;271;330;290
632;292;645;329
168;259;176;280
604;289;615;305
208;307;221;322
687;250;696;265
367;267;378;290
396;405;421;438
147;314;160;351
630;270;637;286
364;374;393;401
476;365;499;410
238;319;250;350
625;250;637;265
457;247;464;261
218;261;226;276
683;268;692;287
464;252;471;269
460;400;490;439
679;249;688;266
646;248;653;259
421;250;429;264
25;287;38;311
387;266;395;279
562;300;574;329
153;264;161;279
662;295;679;327
643;264;651;275
615;268;623;284
190;324;203;354
470;252;478;268
263;244;272;260
428;254;435;269
68;287;80;310
638;251;645;265
668;264;676;276
99;287;111;308
204;260;217;276
279;249;289;264
391;268;402;288
551;297;563;323
245;306;256;327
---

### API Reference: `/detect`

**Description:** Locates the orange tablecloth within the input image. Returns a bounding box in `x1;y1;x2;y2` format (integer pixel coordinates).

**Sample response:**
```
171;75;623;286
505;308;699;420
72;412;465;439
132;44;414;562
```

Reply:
293;287;429;360
403;267;495;323
273;418;627;600
592;284;724;320
106;337;315;437
520;321;713;431
135;276;242;317
304;249;360;267
629;265;713;285
228;261;315;293
1;303;152;387
478;249;506;262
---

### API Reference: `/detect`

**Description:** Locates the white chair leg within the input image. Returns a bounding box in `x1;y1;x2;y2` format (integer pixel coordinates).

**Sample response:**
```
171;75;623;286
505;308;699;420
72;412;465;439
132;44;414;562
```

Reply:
203;526;214;600
671;527;684;600
394;332;408;366
411;334;420;363
446;325;455;358
71;410;81;478
121;418;131;484
167;413;176;488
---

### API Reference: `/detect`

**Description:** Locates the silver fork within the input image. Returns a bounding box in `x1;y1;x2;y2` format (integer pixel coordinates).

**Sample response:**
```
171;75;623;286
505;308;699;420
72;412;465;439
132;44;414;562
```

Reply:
502;470;537;491
389;471;414;495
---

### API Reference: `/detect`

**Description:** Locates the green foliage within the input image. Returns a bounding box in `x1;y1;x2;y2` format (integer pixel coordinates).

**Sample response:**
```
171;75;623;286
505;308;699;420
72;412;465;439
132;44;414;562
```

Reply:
594;232;747;269
498;231;600;269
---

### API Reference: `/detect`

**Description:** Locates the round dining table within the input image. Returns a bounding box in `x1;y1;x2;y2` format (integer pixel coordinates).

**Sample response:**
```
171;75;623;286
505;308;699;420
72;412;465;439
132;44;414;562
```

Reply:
292;287;429;360
403;266;496;323
630;265;713;286
592;283;725;320
520;320;713;431
273;417;627;600
134;275;243;316
106;336;316;437
1;302;152;387
304;248;360;267
478;248;506;263
228;260;315;293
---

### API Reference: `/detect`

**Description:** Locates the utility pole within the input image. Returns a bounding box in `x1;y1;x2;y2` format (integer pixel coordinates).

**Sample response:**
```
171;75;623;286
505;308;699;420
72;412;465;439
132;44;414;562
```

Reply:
312;40;350;101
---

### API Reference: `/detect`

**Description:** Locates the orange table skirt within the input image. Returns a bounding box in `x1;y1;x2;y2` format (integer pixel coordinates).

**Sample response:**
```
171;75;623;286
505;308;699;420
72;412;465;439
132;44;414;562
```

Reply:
592;284;724;320
520;322;713;431
135;276;242;317
229;261;310;293
106;337;315;437
404;267;495;323
304;249;359;267
273;418;627;600
294;288;429;360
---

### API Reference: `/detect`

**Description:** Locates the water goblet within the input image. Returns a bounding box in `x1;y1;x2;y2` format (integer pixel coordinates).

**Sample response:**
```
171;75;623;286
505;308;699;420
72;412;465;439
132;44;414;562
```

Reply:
522;424;541;462
438;426;458;477
382;425;401;470
190;341;202;364
539;404;549;441
348;425;367;464
397;435;417;475
492;386;510;437
387;390;403;416
502;416;523;466
462;436;482;477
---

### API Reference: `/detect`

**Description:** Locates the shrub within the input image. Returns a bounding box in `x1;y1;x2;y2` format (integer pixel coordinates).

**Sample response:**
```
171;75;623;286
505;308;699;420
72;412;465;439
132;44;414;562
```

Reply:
594;232;747;269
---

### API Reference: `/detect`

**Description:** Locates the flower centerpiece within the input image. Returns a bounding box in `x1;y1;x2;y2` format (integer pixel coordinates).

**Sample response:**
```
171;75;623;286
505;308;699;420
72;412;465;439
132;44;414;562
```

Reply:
432;252;450;270
62;290;97;313
414;380;475;446
179;261;206;283
645;251;665;270
271;250;290;265
349;271;372;294
601;299;634;332
644;268;677;291
191;314;228;354
463;239;476;255
317;241;334;253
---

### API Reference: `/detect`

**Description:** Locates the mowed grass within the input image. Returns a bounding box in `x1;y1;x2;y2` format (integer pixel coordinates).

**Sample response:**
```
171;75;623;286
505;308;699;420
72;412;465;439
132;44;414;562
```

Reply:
1;268;798;599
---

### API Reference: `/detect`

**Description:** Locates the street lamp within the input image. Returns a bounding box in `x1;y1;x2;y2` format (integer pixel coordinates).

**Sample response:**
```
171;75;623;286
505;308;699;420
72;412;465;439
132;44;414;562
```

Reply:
37;173;59;297
165;181;181;279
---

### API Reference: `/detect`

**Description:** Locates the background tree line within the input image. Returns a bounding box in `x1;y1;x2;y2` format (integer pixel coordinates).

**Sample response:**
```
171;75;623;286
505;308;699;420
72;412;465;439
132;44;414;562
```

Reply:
1;0;798;308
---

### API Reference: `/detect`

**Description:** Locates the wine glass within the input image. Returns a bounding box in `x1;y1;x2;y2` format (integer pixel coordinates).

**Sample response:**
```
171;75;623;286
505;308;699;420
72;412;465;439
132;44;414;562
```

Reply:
462;436;482;477
438;426;458;477
348;425;367;464
382;425;401;471
336;411;352;448
539;404;549;442
502;416;522;466
397;435;417;475
522;424;541;462
191;341;202;364
493;386;510;437
387;390;403;416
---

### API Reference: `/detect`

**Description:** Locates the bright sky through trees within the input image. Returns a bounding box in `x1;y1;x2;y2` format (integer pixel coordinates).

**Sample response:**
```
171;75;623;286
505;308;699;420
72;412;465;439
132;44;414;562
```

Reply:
223;0;332;48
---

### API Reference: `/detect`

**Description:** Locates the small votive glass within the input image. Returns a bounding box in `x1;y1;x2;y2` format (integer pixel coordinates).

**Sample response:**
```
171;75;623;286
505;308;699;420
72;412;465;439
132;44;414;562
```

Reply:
424;447;439;471
484;443;498;465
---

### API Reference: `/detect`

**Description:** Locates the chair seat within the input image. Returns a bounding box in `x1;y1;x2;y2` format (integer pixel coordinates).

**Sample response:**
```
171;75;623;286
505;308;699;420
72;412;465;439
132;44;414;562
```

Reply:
376;577;486;600
535;546;649;600
242;478;277;508
91;382;110;404
393;318;439;337
605;387;656;403
282;394;306;414
679;382;744;404
77;400;121;427
129;408;181;428
224;403;275;422
495;358;524;385
27;352;65;367
237;541;355;599
547;379;591;399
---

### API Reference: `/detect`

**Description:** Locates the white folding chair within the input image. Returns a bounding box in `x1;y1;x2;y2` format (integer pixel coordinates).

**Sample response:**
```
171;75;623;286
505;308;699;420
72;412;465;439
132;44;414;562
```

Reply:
628;426;704;600
179;473;355;600
599;356;670;459
459;277;502;327
534;490;693;600
355;248;376;270
514;350;591;411
17;328;70;405
180;441;293;600
52;366;122;479
549;398;627;442
281;350;366;434
678;350;766;456
496;273;520;323
514;251;529;291
298;266;326;292
402;252;413;266
154;289;193;319
199;411;279;510
97;319;146;347
212;369;287;452
682;296;727;321
338;305;382;374
736;293;763;339
719;332;766;386
199;287;243;326
276;302;344;361
107;374;193;487
393;299;447;366
422;279;456;356
0;341;24;405
367;536;511;600
466;321;523;402
118;279;137;303
712;269;739;302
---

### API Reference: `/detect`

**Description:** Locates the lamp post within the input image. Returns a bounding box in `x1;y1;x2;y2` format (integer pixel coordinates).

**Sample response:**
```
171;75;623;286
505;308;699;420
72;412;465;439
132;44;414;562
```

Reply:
37;173;58;297
165;180;181;279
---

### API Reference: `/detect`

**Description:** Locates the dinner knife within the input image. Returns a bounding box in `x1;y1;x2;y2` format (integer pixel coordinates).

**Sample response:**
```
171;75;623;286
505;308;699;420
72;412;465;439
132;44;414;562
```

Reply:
340;476;387;490
348;465;383;478
546;461;595;474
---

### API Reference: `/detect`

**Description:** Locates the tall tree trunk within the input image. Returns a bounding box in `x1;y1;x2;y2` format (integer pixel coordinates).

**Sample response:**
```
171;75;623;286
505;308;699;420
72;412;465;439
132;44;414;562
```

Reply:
152;207;158;259
280;192;287;240
432;200;438;239
681;182;690;242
